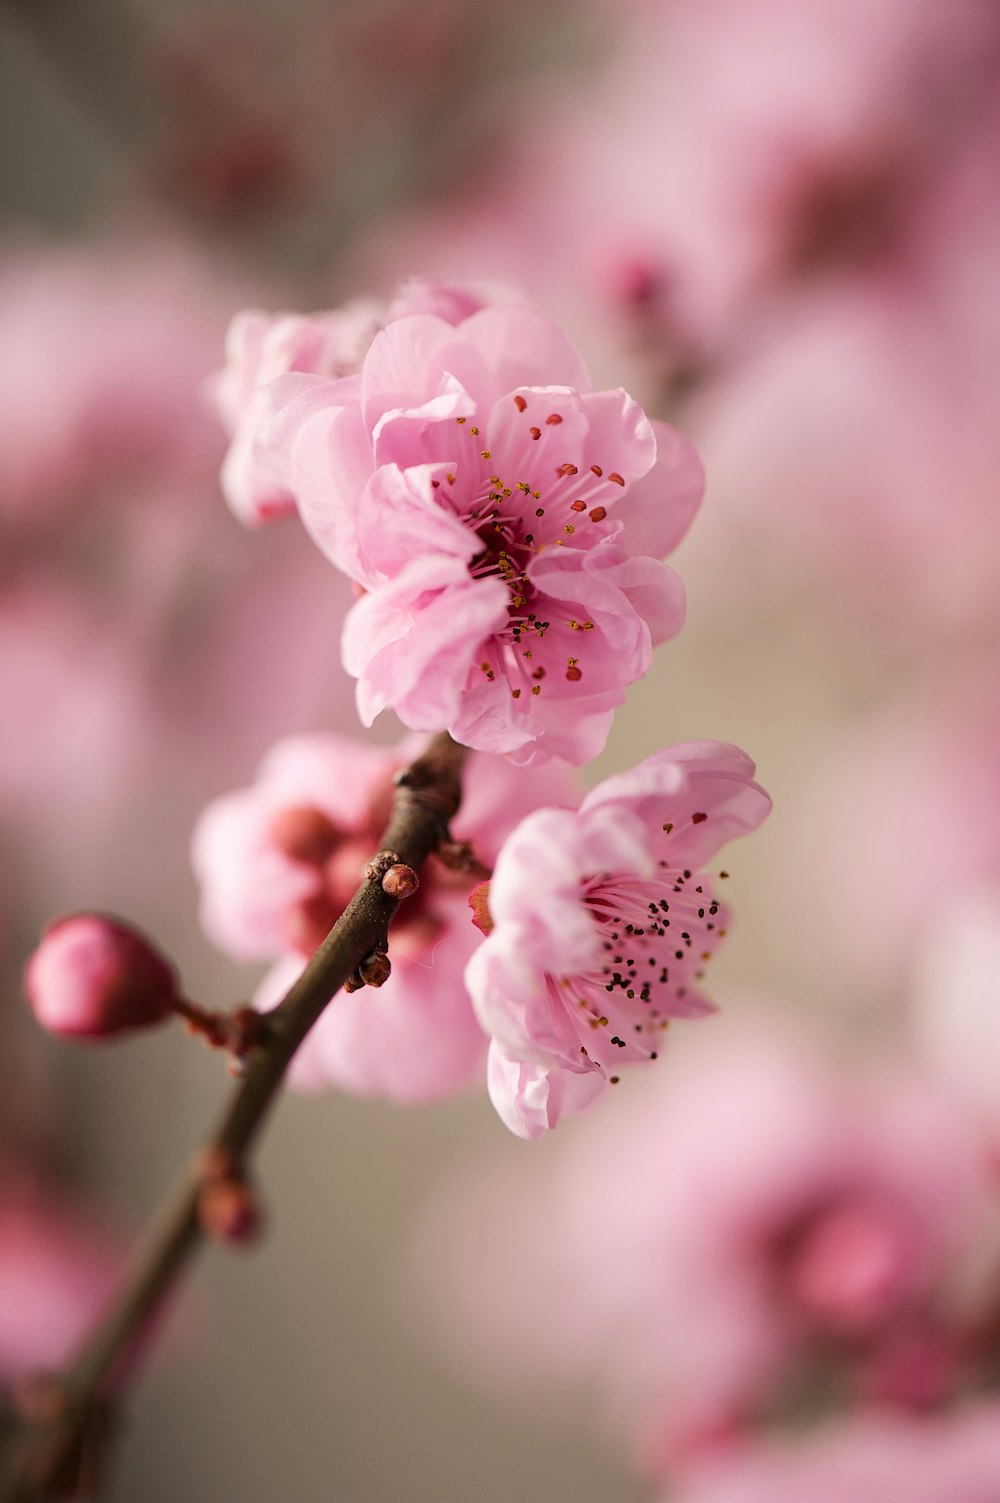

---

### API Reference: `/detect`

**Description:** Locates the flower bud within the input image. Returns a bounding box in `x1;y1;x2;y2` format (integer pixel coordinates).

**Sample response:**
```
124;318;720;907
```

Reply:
197;1149;262;1247
382;864;419;900
199;1172;262;1247
25;914;180;1040
359;949;391;988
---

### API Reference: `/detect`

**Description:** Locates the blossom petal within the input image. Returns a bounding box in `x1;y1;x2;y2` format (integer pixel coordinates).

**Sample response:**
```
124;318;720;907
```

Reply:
460;305;592;405
451;678;619;765
361;314;491;430
356;463;479;579
342;559;509;729
486;1043;608;1140
291;400;374;582
582;741;772;866
371;372;476;469
613;418;704;558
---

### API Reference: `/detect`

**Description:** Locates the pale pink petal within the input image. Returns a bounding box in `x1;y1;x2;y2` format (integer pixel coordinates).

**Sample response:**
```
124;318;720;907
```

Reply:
487;1043;608;1140
452;682;618;767
342;561;509;729
361;315;487;431
578;387;658;486
483;386;590;482
615;419;705;559
387;275;525;323
355;463;479;579
370;373;477;469
583;742;772;867
191;788;320;960
291;400;375;583
459;305;592;406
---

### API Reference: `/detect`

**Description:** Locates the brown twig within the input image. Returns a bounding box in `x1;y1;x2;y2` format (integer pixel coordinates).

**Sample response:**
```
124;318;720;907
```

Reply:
1;732;469;1502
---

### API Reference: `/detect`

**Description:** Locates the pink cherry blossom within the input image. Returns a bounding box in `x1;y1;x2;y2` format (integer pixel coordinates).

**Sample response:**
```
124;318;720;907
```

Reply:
213;276;523;527
671;1404;1000;1503
192;731;577;1104
273;300;701;763
465;743;770;1135
414;1018;991;1472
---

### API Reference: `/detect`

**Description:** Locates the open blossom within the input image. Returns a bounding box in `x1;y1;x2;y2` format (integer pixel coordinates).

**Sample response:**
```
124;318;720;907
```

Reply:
466;742;770;1135
192;731;577;1104
268;298;702;763
413;1020;992;1478
213;276;521;526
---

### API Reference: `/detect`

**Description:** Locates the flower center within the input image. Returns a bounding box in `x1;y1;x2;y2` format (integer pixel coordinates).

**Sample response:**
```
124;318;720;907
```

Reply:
271;799;445;959
548;868;725;1075
440;404;631;704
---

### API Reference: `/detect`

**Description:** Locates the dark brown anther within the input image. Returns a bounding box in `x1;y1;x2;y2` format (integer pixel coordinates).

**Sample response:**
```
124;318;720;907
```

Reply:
197;1149;262;1248
365;849;401;883
359;949;391;987
382;864;419;900
343;970;365;994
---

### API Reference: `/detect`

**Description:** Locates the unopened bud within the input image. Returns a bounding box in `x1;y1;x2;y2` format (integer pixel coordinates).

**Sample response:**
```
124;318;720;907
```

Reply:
382;864;419;900
359;950;391;987
25;914;180;1041
197;1151;262;1247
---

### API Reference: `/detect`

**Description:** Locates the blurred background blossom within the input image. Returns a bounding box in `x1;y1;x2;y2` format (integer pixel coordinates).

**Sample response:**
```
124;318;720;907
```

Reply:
2;0;1000;1497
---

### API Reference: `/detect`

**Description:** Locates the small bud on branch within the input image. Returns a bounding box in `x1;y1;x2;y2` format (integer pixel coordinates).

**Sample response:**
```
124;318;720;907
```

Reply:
381;864;419;900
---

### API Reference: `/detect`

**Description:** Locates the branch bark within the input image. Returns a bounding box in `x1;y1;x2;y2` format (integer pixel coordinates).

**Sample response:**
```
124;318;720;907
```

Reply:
1;731;469;1502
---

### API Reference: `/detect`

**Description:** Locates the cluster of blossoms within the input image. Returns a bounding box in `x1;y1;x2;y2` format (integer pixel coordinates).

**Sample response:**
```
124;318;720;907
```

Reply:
26;282;768;1143
181;276;768;1133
